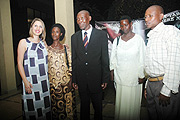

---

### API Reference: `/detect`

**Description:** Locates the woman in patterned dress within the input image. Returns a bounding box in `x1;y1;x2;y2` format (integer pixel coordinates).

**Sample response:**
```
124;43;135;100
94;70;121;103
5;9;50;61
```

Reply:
47;23;77;120
17;18;51;120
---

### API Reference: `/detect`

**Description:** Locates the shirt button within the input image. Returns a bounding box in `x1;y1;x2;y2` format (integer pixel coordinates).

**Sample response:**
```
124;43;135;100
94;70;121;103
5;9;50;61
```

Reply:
85;52;88;55
85;63;88;65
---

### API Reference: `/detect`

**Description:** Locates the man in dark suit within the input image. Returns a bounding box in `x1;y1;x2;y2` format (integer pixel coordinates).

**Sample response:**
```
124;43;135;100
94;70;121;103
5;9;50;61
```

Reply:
71;10;110;120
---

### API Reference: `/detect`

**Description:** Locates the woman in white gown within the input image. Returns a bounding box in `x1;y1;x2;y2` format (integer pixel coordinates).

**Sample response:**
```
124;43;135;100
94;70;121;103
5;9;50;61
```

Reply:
110;15;146;120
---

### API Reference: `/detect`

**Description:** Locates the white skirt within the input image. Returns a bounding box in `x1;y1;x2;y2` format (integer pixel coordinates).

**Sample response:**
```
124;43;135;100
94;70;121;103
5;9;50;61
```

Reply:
115;83;142;120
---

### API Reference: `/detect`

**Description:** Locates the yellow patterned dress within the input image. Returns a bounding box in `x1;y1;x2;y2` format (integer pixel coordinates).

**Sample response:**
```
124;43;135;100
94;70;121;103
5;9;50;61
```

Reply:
47;45;77;120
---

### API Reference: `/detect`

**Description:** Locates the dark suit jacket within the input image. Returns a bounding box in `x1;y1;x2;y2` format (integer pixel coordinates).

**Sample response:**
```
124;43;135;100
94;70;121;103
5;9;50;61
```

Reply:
71;28;110;93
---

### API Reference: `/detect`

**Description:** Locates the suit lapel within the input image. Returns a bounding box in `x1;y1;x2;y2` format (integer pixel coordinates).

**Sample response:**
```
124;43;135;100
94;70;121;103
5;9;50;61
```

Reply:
88;28;96;47
77;28;97;50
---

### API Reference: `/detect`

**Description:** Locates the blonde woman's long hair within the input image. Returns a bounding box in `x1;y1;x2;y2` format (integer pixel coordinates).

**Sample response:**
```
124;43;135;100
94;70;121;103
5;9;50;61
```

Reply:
29;18;46;41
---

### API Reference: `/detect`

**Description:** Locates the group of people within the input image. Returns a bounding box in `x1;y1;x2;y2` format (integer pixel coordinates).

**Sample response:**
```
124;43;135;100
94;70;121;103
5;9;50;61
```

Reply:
110;5;180;120
17;18;77;120
17;4;180;120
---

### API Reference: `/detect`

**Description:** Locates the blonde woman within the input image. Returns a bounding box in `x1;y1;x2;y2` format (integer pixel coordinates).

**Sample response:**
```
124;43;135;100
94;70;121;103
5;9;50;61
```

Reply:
17;18;51;119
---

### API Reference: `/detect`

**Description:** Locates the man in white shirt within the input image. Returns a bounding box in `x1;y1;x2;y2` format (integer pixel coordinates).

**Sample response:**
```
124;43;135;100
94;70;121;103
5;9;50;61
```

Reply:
144;5;180;120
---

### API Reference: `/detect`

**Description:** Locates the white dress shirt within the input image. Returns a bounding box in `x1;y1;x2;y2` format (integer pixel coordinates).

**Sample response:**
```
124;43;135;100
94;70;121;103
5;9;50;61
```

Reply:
145;22;180;96
82;25;93;42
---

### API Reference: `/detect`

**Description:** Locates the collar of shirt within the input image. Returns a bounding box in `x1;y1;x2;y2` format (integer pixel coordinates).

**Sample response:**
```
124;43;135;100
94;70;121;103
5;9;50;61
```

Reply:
82;25;93;42
147;22;164;37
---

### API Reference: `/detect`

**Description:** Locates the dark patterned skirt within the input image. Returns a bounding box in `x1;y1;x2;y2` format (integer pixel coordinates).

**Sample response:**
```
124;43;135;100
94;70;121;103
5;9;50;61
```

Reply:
22;80;51;120
50;83;77;120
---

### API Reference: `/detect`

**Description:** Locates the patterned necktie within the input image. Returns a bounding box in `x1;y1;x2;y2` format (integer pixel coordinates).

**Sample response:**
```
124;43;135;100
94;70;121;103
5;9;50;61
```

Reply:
83;32;88;48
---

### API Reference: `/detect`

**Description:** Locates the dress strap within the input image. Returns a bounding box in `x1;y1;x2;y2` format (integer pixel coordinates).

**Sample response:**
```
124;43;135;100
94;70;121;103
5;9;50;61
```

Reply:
25;38;31;43
25;38;31;48
64;45;69;69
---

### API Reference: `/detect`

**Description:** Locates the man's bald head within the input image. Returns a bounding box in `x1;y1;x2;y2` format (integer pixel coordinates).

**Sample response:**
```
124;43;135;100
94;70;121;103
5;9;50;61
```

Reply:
77;10;90;16
145;5;164;29
146;5;164;15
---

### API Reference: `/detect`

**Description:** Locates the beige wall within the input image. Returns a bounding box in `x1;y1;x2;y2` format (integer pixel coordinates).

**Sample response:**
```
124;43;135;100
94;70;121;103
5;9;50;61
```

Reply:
54;0;75;48
0;0;16;94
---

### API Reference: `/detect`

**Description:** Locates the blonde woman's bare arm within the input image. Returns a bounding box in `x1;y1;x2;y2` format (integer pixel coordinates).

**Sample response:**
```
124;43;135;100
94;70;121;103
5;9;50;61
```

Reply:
17;39;33;93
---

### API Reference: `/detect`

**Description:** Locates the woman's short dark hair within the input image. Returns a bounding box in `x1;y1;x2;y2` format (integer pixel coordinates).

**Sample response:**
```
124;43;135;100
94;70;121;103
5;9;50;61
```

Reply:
50;23;65;41
119;15;132;23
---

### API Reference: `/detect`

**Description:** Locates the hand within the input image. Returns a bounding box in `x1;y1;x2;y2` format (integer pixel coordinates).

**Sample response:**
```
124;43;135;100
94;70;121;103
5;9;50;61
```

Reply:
72;83;78;90
144;89;147;99
101;83;107;89
24;81;33;94
159;93;170;107
67;77;73;92
138;78;145;84
110;70;114;81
